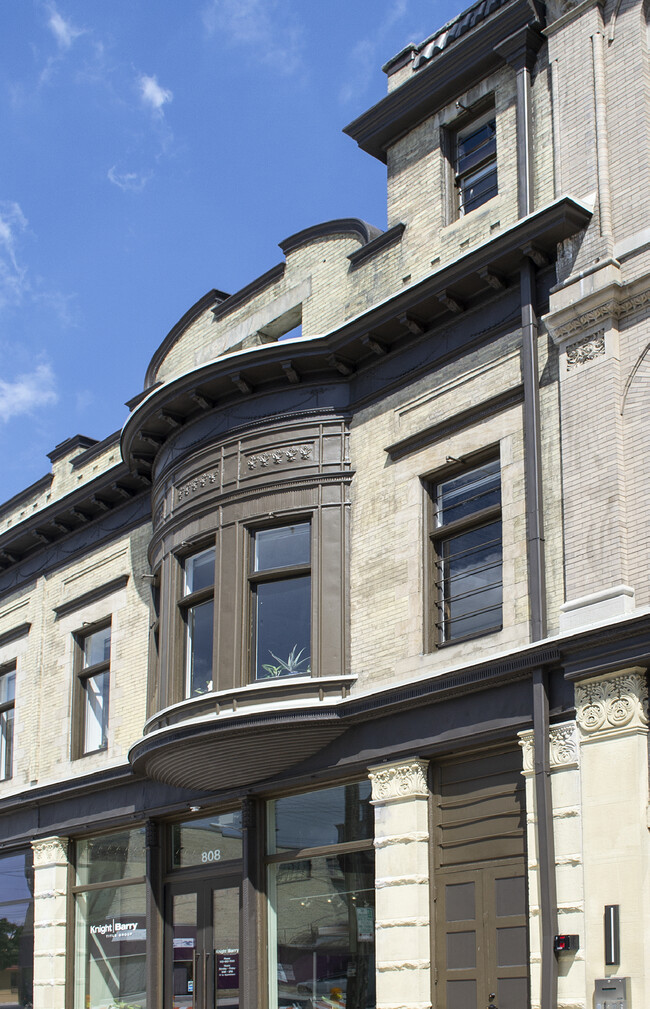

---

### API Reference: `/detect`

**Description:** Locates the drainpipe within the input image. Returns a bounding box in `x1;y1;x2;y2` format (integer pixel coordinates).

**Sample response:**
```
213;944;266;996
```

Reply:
497;23;558;1009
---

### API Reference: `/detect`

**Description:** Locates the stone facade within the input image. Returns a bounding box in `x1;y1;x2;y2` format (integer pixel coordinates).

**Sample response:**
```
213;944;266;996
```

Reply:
1;1;650;1008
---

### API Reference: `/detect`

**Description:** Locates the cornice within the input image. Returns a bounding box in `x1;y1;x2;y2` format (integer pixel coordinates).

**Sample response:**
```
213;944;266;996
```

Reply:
279;219;382;256
144;288;230;390
121;197;591;475
343;0;543;162
545;270;650;343
348;223;406;269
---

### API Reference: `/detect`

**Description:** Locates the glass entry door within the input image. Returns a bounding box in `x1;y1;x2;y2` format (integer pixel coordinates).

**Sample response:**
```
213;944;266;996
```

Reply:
167;877;241;1009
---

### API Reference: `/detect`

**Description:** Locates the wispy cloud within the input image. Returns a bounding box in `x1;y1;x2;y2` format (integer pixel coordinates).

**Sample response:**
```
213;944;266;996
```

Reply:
0;363;58;423
339;0;416;105
202;0;305;76
46;4;84;50
107;166;153;193
0;202;29;308
139;74;173;117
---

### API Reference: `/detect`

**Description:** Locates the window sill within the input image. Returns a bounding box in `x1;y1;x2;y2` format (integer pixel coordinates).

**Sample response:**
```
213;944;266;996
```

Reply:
144;674;357;735
434;625;503;649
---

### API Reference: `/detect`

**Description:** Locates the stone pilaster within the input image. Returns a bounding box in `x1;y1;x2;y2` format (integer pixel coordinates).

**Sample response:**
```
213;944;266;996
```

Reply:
368;758;431;1009
31;836;69;1009
576;669;649;1008
519;723;585;1009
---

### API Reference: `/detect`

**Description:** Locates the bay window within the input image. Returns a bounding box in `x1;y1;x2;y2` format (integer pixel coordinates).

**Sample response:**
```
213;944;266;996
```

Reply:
180;547;215;696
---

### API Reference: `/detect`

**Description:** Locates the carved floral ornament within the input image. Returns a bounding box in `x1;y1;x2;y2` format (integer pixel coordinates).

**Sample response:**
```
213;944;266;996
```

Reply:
176;470;218;502
565;331;605;371
518;724;579;772
247;444;313;470
31;836;69;866
575;670;649;735
368;759;429;802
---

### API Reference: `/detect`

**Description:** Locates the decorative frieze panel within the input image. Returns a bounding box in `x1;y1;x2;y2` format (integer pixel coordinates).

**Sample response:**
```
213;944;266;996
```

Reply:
565;331;605;371
576;670;649;734
368;758;429;802
246;444;313;470
176;470;218;501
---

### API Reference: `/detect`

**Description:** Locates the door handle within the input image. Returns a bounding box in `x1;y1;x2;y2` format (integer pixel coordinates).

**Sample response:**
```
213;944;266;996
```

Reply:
487;994;497;1009
192;951;201;1009
203;950;208;1000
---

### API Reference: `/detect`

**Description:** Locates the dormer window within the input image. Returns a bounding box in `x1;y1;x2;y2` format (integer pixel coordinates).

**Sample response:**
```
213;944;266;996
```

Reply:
455;111;497;216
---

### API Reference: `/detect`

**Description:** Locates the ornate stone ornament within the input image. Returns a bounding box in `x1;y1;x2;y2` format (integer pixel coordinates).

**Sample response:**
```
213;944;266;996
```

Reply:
247;445;312;470
576;670;649;734
518;724;578;770
368;758;429;802
31;836;69;866
566;331;605;371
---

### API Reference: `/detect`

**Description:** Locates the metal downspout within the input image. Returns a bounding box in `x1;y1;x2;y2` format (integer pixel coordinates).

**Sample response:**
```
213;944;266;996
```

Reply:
503;24;559;1009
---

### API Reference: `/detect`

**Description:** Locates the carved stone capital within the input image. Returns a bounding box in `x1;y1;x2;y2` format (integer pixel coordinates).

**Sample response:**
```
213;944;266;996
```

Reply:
518;724;578;771
31;836;69;867
576;669;649;735
565;331;605;370
369;758;429;803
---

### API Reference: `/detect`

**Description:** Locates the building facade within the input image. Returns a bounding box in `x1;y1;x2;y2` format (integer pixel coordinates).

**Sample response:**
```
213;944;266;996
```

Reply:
1;0;649;1007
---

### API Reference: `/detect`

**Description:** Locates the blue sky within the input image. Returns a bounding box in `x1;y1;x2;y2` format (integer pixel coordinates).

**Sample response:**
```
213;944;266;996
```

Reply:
0;0;468;504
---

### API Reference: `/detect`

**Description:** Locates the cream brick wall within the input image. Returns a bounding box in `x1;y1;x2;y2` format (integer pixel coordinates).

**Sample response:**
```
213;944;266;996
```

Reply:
348;328;553;689
0;523;151;799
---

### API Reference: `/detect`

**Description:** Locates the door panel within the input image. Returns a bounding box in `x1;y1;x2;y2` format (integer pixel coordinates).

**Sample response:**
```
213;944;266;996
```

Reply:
212;886;240;1008
434;748;529;1009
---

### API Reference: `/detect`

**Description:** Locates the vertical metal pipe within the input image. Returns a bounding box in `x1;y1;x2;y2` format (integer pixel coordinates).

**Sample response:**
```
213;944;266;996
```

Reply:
516;63;535;217
591;30;614;251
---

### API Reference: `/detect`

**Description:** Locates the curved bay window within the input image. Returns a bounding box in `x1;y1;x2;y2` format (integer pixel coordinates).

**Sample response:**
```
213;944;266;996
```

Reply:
267;782;375;1009
250;523;311;680
180;547;215;697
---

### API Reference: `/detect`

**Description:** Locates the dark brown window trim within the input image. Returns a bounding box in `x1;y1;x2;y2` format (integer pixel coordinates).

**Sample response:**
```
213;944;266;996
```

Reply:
71;621;111;760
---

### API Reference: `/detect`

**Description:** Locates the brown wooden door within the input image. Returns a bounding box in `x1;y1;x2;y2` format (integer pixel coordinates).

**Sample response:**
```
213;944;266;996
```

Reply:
433;747;529;1009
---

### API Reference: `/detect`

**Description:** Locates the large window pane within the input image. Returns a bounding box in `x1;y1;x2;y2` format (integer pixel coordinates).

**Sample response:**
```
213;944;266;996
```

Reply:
172;811;243;868
255;524;310;571
74;883;146;1009
84;670;109;753
437;460;500;526
83;627;111;668
254;576;310;679
440;521;502;639
272;782;373;853
0;709;13;782
185;547;215;595
0;850;33;1009
186;599;214;695
76;829;146;886
273;851;375;1009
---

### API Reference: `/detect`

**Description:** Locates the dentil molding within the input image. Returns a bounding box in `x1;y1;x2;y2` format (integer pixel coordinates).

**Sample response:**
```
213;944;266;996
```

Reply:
368;758;429;802
31;836;69;867
576;669;649;735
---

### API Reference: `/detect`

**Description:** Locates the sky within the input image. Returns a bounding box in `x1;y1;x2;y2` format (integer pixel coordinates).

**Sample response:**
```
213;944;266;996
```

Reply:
0;0;469;505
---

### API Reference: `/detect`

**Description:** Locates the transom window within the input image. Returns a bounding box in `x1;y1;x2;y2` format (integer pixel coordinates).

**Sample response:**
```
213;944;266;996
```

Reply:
0;662;16;781
78;625;111;755
429;458;502;644
455;113;497;215
249;523;311;680
181;546;215;697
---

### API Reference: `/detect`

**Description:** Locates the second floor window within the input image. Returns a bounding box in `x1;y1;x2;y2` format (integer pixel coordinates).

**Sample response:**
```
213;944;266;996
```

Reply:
79;625;111;754
181;547;215;697
250;523;311;680
0;663;15;781
429;458;502;644
455;114;497;215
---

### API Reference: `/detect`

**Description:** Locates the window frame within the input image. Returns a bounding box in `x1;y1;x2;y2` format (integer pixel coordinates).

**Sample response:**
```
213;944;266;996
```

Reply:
0;660;16;781
178;543;216;698
445;98;498;220
247;518;313;682
72;620;111;759
425;452;503;648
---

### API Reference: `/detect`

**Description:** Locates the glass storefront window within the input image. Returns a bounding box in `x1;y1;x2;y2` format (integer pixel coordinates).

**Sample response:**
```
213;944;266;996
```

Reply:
268;783;375;1009
272;852;375;1009
171;811;243;869
271;781;372;853
76;828;146;886
73;828;147;1009
0;850;33;1009
74;883;146;1009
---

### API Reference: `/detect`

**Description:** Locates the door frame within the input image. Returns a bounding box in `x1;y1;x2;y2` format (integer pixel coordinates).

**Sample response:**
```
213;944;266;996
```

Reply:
164;870;242;1009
